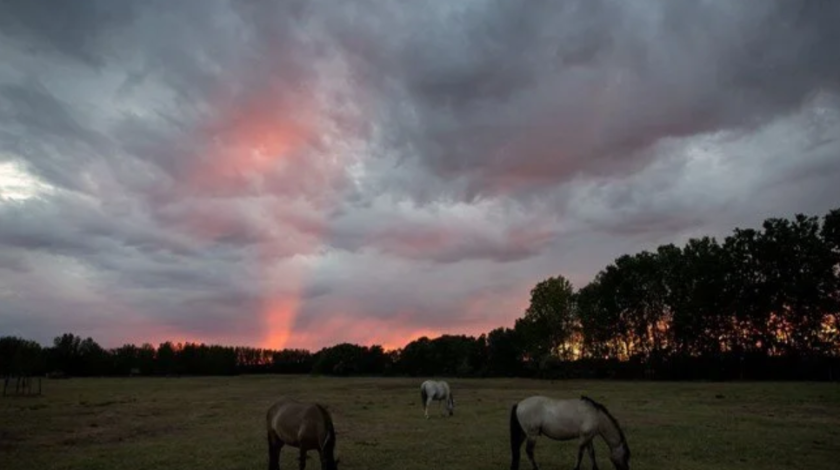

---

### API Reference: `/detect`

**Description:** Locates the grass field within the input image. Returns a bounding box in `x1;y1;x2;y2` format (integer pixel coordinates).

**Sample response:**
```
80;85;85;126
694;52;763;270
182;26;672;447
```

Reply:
1;376;839;470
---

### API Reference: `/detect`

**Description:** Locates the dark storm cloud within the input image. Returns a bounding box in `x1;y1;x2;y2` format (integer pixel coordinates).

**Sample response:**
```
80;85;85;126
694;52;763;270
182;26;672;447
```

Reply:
301;283;333;300
1;0;839;348
350;0;840;202
0;80;113;192
0;250;26;273
327;208;557;264
0;200;100;256
0;0;137;66
5;0;837;205
0;194;198;259
0;197;137;258
0;82;99;147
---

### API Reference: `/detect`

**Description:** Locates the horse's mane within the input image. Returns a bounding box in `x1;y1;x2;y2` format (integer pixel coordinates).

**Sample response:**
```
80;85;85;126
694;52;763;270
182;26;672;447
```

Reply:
580;396;628;450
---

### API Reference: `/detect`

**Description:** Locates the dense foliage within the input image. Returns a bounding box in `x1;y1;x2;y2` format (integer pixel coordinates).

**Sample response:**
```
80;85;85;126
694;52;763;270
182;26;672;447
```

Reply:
2;209;839;381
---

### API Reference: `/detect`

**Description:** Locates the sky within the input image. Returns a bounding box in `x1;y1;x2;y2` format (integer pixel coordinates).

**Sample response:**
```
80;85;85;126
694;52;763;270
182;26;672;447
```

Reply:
1;1;839;351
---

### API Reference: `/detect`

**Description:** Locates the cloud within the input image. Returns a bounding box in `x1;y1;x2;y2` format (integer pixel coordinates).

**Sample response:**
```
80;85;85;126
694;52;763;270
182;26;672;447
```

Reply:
567;92;840;241
358;0;840;203
286;249;533;349
1;0;839;350
326;197;560;263
0;0;137;67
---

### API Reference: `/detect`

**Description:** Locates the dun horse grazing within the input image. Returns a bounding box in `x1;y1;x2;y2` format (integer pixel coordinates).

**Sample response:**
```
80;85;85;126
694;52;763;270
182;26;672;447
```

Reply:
266;397;339;470
420;379;455;419
509;395;630;470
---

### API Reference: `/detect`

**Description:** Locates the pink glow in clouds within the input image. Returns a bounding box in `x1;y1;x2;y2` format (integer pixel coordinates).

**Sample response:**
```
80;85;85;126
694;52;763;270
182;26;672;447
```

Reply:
108;51;544;352
366;221;558;264
166;72;360;351
270;281;532;351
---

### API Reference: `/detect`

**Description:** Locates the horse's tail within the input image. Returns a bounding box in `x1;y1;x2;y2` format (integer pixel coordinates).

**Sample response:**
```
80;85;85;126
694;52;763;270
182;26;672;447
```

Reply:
509;403;525;470
322;421;335;452
420;385;428;407
315;403;338;468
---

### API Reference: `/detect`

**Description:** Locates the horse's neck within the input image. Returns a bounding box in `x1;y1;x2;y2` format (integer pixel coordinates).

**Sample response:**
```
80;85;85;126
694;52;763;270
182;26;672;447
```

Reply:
596;411;623;449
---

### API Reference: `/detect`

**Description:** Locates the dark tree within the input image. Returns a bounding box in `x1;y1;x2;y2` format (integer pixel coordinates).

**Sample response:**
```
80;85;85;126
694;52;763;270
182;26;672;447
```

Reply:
0;337;44;375
515;275;576;364
271;349;314;374
485;327;522;376
51;333;83;376
156;341;177;375
664;238;729;356
312;343;388;376
396;337;435;376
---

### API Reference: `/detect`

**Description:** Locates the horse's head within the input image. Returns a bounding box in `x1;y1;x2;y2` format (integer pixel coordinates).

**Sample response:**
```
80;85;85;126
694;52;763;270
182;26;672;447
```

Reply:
609;442;629;470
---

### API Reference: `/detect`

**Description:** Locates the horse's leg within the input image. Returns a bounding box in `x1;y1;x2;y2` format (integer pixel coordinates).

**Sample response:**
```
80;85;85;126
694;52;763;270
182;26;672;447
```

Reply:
574;435;595;470
573;442;585;470
425;397;432;419
298;449;307;470
267;432;282;470
586;442;598;470
525;438;540;470
316;450;325;470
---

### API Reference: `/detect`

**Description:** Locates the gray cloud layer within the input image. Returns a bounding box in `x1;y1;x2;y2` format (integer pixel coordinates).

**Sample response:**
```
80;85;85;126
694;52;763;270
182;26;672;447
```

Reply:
1;0;839;348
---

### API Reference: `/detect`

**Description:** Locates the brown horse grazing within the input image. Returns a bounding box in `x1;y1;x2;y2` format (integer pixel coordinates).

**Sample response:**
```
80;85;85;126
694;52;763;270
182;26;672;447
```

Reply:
510;395;630;470
266;397;339;470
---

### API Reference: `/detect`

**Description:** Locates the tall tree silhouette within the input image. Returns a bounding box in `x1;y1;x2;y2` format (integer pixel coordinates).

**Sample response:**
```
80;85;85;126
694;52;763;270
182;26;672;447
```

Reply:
515;275;576;363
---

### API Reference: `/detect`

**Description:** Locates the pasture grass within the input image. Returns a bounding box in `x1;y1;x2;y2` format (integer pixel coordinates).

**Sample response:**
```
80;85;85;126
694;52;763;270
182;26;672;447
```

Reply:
1;375;839;469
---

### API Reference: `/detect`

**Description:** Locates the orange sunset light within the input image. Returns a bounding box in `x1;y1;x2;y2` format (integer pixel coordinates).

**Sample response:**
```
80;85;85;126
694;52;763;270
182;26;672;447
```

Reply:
262;297;302;350
264;309;446;352
182;89;337;350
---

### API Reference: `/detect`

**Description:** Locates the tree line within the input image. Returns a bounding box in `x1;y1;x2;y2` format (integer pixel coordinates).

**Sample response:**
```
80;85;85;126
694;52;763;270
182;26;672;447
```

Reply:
2;208;838;381
518;208;840;380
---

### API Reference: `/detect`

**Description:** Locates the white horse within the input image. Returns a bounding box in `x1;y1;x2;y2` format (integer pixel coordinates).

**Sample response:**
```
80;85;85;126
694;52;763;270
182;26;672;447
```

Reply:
510;395;630;470
419;380;454;419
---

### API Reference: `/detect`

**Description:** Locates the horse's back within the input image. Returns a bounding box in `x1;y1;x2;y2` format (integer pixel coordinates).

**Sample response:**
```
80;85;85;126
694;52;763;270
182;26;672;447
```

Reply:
267;397;332;450
421;379;449;397
267;397;304;434
267;396;306;422
421;379;440;389
515;396;597;441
